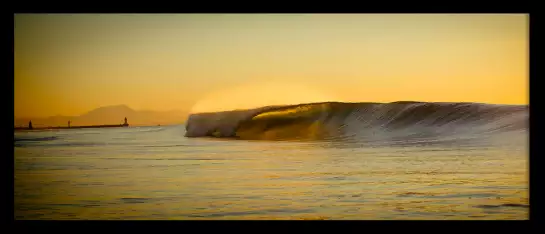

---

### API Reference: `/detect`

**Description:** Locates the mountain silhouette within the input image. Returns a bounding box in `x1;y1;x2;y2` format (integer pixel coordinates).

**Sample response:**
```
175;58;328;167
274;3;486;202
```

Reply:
14;105;188;127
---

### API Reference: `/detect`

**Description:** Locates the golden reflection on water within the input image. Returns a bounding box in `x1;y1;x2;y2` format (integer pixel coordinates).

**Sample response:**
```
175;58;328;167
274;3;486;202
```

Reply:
14;134;528;220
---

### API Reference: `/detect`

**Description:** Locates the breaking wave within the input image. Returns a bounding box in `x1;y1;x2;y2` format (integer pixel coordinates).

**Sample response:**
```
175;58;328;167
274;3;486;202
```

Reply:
184;101;528;142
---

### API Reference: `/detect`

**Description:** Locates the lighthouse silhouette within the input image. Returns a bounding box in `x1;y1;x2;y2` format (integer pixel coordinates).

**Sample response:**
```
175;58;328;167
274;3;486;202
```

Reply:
123;117;129;127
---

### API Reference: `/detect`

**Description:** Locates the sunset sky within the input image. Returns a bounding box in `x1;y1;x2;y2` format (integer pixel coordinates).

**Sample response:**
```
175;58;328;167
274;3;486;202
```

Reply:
15;14;528;118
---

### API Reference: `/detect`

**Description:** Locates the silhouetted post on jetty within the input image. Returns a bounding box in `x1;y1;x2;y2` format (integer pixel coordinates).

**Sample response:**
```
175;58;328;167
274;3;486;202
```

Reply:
68;121;71;128
28;121;33;130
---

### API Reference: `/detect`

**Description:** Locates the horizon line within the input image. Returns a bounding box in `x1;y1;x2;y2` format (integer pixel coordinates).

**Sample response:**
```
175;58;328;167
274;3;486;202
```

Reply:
14;104;189;119
15;100;528;119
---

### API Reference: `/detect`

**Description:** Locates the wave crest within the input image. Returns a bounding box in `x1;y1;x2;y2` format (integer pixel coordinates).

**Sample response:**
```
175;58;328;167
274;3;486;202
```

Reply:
184;101;528;141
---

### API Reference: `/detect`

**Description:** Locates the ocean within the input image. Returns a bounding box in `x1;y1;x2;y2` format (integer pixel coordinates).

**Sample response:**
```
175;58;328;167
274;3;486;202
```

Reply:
14;101;529;220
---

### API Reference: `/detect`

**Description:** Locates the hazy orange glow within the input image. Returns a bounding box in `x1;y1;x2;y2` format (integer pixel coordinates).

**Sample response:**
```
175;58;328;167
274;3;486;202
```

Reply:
15;14;528;118
189;82;336;113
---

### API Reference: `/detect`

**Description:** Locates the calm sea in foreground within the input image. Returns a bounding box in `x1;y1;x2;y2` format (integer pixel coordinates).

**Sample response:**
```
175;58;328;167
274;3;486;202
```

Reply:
14;125;528;220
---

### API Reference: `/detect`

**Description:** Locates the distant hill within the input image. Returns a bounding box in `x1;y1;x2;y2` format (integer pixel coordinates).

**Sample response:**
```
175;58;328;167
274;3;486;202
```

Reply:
14;105;188;128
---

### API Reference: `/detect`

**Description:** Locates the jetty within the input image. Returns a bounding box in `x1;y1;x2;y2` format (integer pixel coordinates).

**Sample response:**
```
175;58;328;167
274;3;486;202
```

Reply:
14;117;130;131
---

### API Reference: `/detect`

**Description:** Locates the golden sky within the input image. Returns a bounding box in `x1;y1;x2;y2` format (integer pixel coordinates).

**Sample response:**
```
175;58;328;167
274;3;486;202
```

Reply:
15;14;528;117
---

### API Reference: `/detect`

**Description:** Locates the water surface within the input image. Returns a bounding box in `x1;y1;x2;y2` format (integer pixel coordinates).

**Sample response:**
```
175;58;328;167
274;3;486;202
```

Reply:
14;124;528;220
